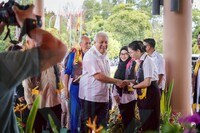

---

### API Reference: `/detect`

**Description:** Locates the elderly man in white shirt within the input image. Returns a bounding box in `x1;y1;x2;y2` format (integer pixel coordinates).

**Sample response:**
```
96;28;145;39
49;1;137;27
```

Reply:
79;31;127;132
143;38;166;95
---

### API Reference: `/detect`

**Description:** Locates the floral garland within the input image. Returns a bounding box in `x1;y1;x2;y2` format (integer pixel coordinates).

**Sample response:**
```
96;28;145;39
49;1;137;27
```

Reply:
73;48;83;65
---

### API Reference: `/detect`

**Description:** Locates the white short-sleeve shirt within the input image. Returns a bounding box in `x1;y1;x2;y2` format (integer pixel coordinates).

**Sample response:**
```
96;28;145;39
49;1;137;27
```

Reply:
137;53;158;82
151;51;166;90
79;45;110;102
112;85;137;104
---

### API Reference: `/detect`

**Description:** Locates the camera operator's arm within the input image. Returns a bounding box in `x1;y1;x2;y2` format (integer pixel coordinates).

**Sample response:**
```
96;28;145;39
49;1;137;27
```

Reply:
12;5;67;71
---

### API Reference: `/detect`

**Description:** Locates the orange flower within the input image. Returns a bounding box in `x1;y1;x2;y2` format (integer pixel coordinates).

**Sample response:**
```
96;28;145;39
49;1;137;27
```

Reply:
14;103;28;113
86;116;103;133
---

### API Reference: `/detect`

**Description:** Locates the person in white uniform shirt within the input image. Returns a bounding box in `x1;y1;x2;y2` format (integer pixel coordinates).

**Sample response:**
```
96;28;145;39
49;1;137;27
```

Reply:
143;38;166;95
79;31;127;132
192;32;200;113
128;41;160;132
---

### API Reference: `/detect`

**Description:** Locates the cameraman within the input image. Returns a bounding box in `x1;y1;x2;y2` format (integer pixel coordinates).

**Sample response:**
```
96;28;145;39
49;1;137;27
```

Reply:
0;4;67;133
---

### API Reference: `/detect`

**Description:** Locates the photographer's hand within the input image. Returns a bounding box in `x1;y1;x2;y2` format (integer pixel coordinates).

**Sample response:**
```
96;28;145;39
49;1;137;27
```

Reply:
12;5;36;27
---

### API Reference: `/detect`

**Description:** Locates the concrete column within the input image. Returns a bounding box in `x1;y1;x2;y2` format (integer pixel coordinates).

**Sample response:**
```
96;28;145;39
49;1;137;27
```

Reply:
33;0;45;29
163;0;192;116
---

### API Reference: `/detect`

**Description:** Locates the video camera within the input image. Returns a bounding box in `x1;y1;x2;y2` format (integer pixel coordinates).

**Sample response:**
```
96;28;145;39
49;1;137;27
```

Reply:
0;0;30;26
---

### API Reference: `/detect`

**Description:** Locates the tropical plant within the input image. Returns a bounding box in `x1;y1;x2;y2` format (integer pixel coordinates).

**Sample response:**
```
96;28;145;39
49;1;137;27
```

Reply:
160;80;184;132
25;96;40;133
14;103;28;130
178;113;200;133
108;106;124;133
160;80;174;123
159;80;200;133
15;96;40;133
16;116;25;133
48;114;59;133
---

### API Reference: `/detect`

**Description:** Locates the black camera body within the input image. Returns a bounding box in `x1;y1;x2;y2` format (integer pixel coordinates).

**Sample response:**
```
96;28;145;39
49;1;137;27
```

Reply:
0;0;30;26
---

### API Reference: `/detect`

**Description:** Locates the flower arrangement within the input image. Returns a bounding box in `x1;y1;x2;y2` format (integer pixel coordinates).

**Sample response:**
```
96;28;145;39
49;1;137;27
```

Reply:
15;96;40;133
107;106;124;133
160;80;183;132
17;81;200;133
178;113;200;133
160;80;200;133
14;103;28;129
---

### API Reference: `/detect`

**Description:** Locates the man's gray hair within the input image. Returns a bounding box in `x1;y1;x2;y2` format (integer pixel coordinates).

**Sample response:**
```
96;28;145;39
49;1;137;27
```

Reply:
94;31;108;42
79;35;89;44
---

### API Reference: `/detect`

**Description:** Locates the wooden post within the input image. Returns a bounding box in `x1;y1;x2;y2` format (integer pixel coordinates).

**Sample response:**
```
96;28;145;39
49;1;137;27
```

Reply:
163;0;192;116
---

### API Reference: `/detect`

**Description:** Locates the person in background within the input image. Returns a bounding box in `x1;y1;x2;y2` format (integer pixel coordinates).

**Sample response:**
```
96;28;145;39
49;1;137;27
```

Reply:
59;62;70;130
143;38;166;95
79;31;128;132
63;35;91;133
22;38;63;133
192;32;200;113
128;41;160;132
0;4;67;133
113;46;137;132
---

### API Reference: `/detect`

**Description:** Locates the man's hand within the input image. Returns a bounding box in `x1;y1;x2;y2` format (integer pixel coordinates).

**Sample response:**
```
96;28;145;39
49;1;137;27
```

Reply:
12;5;36;27
115;79;129;88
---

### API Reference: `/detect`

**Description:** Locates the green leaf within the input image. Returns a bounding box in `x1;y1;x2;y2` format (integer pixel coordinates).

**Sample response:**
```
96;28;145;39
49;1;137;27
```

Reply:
167;80;174;112
16;116;24;133
100;129;108;133
160;90;165;115
26;96;40;133
48;114;59;133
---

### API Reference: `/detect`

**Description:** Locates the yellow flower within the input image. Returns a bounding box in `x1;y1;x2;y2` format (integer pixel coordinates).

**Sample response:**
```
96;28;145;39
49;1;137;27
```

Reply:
109;109;115;115
108;117;113;123
14;104;28;113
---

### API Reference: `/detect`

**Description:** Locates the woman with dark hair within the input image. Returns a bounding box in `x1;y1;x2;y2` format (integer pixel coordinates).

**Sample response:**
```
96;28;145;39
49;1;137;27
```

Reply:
113;46;137;131
128;41;160;132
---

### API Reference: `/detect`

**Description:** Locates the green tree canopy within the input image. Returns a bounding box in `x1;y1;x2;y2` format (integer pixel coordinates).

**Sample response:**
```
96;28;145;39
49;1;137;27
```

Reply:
82;0;101;21
107;32;121;59
105;4;151;46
